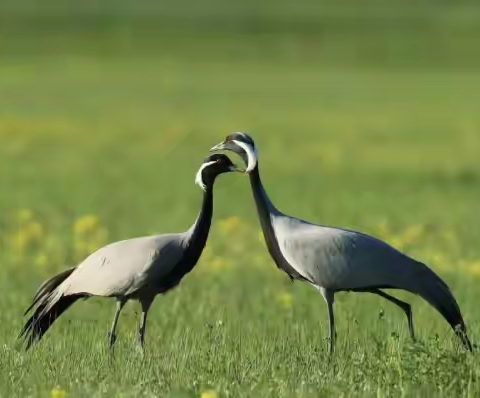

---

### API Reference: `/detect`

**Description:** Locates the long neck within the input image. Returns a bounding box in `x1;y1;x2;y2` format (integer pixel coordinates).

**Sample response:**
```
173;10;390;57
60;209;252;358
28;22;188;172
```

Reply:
249;164;281;234
184;186;213;263
249;163;307;282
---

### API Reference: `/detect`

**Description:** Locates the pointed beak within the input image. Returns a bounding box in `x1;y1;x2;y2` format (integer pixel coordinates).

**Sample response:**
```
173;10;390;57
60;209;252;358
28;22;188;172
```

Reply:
229;165;245;173
210;140;248;173
210;141;227;152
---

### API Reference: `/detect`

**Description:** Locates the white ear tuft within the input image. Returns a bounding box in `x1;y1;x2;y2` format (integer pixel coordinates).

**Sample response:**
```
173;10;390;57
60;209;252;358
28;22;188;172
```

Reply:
195;160;216;191
233;140;258;172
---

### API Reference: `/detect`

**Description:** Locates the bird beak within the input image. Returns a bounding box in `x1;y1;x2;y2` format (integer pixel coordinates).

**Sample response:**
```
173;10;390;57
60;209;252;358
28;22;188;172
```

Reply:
210;140;248;173
210;141;227;152
210;140;241;154
229;165;245;173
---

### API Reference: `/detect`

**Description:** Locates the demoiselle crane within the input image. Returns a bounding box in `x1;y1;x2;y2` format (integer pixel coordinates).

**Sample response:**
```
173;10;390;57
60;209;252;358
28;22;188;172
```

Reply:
20;154;241;350
211;132;472;353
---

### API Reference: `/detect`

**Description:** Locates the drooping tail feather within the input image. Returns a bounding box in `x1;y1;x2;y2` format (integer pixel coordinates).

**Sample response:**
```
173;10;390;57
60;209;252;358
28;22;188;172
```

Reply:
20;295;80;349
24;266;76;315
413;262;472;351
20;267;79;349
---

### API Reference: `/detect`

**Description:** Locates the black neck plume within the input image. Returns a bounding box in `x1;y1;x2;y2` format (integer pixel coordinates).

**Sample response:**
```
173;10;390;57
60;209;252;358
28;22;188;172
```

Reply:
184;186;214;266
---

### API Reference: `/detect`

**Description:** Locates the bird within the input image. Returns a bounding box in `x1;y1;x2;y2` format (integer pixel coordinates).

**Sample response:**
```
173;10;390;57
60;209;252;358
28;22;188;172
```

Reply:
211;132;472;354
20;154;241;350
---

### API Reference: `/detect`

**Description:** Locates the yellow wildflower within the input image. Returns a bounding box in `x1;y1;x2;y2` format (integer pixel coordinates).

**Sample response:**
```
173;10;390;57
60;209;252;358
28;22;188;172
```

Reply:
74;215;100;236
51;387;67;398
217;216;243;235
73;215;108;259
201;391;218;398
15;221;44;253
466;261;480;277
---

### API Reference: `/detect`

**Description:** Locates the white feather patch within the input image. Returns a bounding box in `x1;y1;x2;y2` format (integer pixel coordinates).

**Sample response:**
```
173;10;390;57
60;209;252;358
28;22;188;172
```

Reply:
195;160;216;190
233;139;258;172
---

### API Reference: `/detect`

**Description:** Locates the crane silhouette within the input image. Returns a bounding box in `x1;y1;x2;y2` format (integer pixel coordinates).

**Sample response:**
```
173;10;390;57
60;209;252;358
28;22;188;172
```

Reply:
20;154;241;350
211;132;472;354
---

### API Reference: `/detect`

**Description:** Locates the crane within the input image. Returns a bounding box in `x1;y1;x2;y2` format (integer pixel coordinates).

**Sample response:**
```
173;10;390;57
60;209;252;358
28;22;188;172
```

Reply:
211;132;472;354
20;154;241;350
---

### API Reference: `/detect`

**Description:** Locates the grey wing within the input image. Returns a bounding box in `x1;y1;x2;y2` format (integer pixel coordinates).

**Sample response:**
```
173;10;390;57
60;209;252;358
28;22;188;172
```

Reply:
59;234;184;297
273;216;413;290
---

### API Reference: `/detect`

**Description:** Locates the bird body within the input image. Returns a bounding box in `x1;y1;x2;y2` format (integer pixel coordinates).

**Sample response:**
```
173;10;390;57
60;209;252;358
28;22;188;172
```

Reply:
211;132;472;353
274;215;413;290
21;154;240;349
250;163;416;290
53;234;186;299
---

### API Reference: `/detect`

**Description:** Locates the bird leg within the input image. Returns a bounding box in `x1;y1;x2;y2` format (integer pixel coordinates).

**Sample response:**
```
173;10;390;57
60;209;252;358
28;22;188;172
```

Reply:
370;289;415;341
138;298;153;349
320;287;336;355
327;297;336;355
108;299;126;349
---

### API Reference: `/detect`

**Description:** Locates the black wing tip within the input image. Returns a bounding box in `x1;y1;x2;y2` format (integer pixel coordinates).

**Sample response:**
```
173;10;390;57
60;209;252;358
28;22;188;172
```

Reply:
18;317;39;350
23;304;35;316
18;299;50;350
454;323;473;352
19;295;80;351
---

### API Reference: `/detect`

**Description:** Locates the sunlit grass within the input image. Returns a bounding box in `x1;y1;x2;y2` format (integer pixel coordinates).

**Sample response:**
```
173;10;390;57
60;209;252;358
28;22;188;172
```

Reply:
1;5;480;395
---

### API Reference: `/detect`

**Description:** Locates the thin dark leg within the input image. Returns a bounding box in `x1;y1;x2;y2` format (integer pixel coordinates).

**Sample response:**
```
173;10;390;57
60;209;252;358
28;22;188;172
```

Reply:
320;288;336;355
327;296;336;355
370;289;415;341
108;299;126;349
138;297;153;349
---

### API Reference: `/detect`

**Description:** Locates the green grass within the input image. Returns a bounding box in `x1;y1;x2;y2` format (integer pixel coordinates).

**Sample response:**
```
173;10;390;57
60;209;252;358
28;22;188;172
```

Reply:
1;1;480;396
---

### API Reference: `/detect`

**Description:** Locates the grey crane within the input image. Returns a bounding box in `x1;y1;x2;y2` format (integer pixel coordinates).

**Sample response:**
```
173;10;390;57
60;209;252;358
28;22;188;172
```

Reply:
20;154;241;350
211;132;472;353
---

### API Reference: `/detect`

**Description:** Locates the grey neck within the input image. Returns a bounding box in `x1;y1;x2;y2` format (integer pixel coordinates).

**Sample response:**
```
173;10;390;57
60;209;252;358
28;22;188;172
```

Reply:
249;164;281;221
249;164;282;251
248;163;307;282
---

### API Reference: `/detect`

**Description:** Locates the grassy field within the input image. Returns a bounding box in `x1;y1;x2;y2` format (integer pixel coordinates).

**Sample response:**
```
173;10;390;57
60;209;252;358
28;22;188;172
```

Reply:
1;1;480;396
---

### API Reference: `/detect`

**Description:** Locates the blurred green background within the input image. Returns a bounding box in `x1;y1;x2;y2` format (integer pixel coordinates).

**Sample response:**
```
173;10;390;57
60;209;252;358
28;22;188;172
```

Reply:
1;1;480;396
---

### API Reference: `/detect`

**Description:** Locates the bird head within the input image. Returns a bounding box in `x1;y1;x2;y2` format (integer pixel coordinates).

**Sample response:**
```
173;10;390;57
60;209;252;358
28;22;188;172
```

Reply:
209;132;258;173
195;154;242;191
